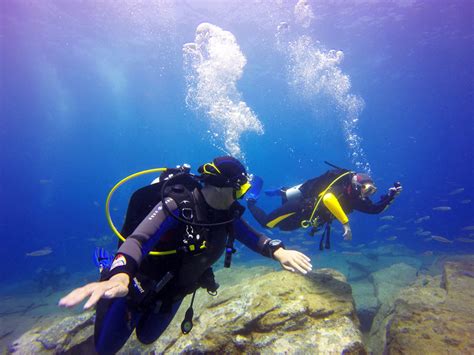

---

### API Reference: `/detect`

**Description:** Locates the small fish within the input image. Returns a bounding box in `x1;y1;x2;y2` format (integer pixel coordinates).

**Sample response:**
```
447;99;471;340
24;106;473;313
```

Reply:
377;224;390;232
26;247;52;257
431;235;453;243
386;236;398;241
462;226;474;231
421;250;433;256
417;231;432;236
277;22;289;31
302;240;316;245
460;199;471;204
448;188;464;195
380;215;395;221
414;216;430;223
432;206;452;211
39;179;53;184
395;227;407;231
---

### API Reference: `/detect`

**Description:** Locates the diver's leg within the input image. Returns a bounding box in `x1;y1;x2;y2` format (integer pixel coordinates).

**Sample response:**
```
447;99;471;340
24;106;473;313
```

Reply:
247;199;272;227
135;298;183;344
94;297;141;354
248;200;301;230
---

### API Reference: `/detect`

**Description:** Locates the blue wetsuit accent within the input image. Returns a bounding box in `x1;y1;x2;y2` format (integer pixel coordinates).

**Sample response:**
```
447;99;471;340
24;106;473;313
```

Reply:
141;212;179;255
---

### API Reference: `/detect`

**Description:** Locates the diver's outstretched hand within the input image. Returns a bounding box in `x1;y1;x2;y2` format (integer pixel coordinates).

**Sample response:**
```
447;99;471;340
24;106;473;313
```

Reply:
273;249;312;275
58;273;130;310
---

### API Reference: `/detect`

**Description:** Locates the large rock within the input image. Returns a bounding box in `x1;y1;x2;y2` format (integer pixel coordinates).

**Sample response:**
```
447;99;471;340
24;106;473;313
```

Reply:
369;258;474;354
351;280;378;333
8;312;95;354
370;263;417;305
366;263;418;353
9;268;366;354
144;268;365;353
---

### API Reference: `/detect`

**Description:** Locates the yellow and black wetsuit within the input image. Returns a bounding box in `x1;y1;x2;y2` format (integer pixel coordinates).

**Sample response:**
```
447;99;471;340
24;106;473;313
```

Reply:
248;169;395;231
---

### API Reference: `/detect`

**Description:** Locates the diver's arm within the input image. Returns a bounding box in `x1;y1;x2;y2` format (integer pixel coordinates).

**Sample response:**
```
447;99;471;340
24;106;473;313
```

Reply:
59;199;180;310
322;193;352;240
234;218;312;274
352;194;394;214
322;192;349;224
233;218;272;256
107;198;180;280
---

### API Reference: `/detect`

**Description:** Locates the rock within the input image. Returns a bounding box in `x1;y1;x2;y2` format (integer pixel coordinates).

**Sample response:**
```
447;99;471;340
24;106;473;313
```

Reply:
351;281;378;332
370;263;417;305
366;263;418;353
8;312;95;354
369;257;474;354
124;268;366;354
9;268;366;354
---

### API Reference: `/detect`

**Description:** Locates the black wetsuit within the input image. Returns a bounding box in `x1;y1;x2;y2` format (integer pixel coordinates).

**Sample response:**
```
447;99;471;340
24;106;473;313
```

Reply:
94;188;274;354
248;169;395;231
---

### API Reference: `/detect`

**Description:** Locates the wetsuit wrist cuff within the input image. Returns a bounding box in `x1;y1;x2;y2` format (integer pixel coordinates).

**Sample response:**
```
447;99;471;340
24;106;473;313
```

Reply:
107;253;138;280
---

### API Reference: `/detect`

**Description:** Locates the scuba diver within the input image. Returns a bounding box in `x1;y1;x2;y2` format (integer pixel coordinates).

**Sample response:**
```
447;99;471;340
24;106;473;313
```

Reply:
247;162;402;246
59;156;312;354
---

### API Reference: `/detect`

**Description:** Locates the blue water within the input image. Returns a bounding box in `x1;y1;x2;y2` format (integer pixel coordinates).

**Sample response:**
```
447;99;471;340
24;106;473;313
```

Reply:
1;0;473;288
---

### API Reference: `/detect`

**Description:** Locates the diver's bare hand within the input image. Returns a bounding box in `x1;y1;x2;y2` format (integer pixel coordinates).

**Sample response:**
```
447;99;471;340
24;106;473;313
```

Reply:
58;273;130;310
273;249;312;274
342;223;352;241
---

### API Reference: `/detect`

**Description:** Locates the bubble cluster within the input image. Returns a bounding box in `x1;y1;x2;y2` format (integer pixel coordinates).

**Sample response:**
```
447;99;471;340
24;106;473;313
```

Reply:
278;2;371;174
294;0;315;29
183;23;264;159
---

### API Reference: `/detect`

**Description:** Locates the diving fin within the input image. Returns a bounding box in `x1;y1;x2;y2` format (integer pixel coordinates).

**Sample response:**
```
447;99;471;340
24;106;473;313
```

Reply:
246;175;263;201
93;247;114;272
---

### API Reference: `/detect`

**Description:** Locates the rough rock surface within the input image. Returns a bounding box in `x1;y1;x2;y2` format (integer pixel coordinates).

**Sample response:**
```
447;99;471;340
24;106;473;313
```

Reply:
351;280;378;332
9;268;366;354
370;263;417;306
369;258;474;354
8;312;95;354
127;268;366;354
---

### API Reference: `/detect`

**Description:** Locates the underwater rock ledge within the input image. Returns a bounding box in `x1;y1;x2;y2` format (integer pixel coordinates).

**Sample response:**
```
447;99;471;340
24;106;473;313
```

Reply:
8;267;366;354
368;257;474;354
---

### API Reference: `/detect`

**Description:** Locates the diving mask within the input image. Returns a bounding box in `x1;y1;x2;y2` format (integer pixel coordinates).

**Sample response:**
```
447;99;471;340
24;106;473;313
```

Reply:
361;183;377;197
